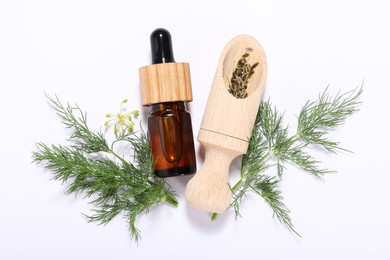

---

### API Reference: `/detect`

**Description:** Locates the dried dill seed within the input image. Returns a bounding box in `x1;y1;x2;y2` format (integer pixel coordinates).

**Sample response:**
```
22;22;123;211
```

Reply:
228;51;259;99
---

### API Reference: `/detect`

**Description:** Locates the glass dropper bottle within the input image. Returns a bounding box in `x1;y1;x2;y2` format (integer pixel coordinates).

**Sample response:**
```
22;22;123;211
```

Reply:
139;28;196;177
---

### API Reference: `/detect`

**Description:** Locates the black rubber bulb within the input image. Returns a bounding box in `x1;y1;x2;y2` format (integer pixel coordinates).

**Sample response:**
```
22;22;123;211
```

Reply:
150;28;175;64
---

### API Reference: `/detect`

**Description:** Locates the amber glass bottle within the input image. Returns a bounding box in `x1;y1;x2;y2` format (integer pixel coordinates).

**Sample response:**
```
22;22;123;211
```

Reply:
139;28;197;177
148;102;196;177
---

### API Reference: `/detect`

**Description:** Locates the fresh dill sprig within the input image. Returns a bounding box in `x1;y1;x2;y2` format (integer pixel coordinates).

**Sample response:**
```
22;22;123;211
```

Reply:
297;87;363;153
213;86;362;236
32;95;177;242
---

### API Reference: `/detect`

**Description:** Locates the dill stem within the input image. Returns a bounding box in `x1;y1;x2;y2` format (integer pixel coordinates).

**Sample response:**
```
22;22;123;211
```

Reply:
211;150;272;221
210;178;245;221
232;177;245;192
210;178;246;221
110;150;128;165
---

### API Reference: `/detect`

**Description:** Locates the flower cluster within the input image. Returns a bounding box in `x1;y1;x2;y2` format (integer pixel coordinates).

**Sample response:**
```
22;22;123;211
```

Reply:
104;99;139;136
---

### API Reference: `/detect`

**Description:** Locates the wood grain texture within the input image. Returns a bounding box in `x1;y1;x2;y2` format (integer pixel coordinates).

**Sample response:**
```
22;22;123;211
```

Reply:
186;35;267;213
139;62;193;105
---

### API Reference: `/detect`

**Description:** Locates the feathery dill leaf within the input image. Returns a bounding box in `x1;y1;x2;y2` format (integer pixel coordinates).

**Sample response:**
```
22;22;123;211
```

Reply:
251;175;299;236
32;95;177;242
46;94;110;154
215;86;362;236
297;87;363;153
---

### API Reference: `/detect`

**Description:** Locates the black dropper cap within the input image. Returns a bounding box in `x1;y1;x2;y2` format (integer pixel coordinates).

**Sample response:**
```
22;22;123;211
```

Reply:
150;28;175;64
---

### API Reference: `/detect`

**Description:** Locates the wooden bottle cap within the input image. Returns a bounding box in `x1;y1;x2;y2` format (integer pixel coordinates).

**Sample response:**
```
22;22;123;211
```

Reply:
139;62;193;106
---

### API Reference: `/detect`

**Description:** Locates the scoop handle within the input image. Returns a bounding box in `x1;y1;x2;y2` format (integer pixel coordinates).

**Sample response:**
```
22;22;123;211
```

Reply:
185;144;239;213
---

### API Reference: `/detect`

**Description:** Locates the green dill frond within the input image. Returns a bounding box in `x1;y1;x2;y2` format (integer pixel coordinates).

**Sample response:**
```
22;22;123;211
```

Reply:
251;175;300;236
297;86;363;153
257;100;286;148
249;100;327;178
45;94;110;153
281;145;331;179
33;95;178;242
225;86;362;236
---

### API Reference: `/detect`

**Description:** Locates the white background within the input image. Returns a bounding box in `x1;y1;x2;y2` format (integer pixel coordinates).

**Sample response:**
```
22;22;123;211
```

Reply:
1;0;389;259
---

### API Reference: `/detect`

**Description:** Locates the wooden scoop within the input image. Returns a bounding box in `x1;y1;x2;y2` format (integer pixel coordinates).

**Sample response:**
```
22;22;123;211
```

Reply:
185;35;267;213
